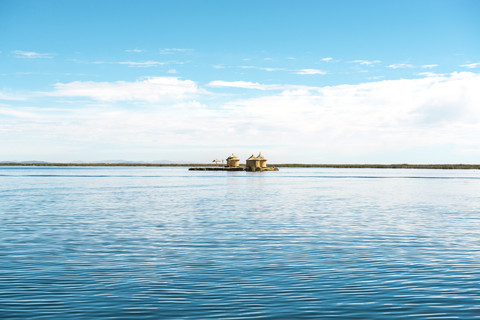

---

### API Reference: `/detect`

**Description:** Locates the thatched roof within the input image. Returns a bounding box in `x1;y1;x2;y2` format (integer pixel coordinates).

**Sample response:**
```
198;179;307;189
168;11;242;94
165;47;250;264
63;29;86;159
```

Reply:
226;154;239;160
256;153;267;161
246;154;258;161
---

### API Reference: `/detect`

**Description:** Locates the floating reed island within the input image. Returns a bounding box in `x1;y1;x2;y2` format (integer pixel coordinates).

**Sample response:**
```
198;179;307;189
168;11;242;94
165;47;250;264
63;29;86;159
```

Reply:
189;153;279;172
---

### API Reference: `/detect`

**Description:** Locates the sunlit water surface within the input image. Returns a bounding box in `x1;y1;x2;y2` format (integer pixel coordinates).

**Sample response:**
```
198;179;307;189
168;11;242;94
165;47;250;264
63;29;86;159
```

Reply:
1;166;480;319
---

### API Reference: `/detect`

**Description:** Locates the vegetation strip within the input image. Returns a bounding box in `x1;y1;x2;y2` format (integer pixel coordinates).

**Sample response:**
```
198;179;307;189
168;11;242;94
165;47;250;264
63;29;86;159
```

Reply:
1;163;480;169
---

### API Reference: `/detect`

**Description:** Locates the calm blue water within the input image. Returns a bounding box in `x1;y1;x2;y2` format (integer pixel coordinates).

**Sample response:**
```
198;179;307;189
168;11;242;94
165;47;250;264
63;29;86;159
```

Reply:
1;166;480;319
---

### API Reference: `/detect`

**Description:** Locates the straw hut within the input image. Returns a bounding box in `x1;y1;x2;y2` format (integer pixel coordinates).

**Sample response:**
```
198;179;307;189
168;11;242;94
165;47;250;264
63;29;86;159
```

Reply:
226;154;240;168
256;153;267;168
245;154;260;171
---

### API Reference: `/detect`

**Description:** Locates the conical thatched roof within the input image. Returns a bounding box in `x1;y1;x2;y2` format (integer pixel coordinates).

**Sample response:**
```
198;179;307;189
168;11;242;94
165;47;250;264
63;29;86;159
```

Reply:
247;154;258;161
226;154;239;160
256;153;266;161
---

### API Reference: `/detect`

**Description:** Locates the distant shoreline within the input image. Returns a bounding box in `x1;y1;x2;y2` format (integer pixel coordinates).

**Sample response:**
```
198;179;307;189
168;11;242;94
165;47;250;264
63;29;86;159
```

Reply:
1;163;480;169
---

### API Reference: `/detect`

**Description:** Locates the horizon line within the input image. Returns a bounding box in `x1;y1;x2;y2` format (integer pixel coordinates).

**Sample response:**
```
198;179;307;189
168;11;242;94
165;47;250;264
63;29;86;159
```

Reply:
1;162;480;170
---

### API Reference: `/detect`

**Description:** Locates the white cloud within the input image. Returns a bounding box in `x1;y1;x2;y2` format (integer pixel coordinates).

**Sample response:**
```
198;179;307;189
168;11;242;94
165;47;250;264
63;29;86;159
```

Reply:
216;72;480;161
46;77;204;102
207;80;318;91
418;72;445;77
159;48;192;54
296;69;326;75
352;60;381;66
167;69;177;74
207;80;283;91
418;72;436;77
13;50;54;59
240;66;283;72
0;100;219;161
322;57;333;62
5;72;480;163
387;63;414;69
421;64;439;69
260;67;279;72
125;49;143;53
92;60;167;68
118;61;165;67
460;62;480;69
367;75;384;80
218;65;288;72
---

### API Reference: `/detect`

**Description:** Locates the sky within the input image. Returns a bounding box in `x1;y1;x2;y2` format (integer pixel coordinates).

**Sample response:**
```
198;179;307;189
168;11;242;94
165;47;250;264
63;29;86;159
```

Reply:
1;0;480;163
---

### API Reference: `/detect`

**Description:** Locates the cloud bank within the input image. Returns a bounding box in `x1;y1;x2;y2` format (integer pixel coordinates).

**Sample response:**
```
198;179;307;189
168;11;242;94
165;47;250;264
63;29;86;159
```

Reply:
46;77;203;102
3;72;480;162
209;72;480;161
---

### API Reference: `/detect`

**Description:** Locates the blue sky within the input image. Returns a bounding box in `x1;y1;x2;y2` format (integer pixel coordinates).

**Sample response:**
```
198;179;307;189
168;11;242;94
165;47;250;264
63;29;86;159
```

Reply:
1;0;480;163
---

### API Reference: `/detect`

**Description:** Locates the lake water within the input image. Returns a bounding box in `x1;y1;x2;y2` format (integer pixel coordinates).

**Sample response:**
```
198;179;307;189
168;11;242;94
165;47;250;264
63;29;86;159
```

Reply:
1;166;480;319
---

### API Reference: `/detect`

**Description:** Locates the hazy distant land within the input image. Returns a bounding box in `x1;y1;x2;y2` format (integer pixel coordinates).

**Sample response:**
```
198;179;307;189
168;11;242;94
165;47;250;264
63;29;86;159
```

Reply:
1;162;480;170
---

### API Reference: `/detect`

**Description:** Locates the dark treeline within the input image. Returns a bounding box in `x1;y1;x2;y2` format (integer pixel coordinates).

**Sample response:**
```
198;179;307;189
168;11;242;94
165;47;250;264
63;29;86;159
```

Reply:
1;163;480;169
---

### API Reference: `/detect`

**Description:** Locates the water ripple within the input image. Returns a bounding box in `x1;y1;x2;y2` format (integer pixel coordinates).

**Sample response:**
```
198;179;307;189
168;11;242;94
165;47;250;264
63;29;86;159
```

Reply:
1;167;480;319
